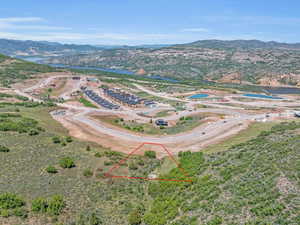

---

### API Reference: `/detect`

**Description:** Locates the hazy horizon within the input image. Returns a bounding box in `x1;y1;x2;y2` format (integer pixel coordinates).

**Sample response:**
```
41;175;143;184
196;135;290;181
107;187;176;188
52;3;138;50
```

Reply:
1;0;300;45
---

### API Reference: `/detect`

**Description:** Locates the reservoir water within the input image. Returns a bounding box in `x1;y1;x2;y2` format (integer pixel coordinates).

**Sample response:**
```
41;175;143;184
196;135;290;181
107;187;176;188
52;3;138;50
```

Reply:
189;94;209;99
50;64;179;83
243;93;283;99
18;56;179;83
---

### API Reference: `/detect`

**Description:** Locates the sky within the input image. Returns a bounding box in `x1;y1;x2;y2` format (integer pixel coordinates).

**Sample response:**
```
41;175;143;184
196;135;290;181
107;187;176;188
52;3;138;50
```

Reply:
0;0;300;45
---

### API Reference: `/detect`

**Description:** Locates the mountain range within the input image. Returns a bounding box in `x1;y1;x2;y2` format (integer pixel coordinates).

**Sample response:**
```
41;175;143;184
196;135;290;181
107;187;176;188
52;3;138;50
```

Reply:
0;39;102;57
44;39;300;86
2;38;300;86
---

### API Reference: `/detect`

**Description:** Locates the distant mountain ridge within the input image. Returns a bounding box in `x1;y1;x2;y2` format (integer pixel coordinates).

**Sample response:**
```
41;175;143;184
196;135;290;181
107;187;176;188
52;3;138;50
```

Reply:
179;39;300;49
3;38;300;86
44;39;300;86
0;39;102;57
0;39;172;57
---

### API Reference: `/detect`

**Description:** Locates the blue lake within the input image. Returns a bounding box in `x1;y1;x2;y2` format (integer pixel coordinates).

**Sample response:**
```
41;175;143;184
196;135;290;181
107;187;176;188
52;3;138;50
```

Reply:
243;93;283;99
189;94;209;99
18;57;180;83
49;64;179;83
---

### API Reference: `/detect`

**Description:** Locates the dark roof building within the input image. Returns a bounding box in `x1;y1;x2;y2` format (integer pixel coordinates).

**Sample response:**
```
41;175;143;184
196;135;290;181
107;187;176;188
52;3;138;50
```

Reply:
155;119;168;126
83;89;119;110
103;88;143;107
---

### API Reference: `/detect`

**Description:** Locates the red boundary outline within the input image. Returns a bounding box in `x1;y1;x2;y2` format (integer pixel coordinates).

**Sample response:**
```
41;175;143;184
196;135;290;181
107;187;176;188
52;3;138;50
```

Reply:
104;142;192;182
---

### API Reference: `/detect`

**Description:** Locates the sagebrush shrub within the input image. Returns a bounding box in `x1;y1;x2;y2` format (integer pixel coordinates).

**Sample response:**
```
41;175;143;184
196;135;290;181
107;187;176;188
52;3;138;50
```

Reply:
59;157;75;168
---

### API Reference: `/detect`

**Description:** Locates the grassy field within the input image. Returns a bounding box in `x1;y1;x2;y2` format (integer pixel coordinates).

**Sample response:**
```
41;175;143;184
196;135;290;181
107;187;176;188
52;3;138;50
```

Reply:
0;105;160;225
92;114;211;135
79;96;98;108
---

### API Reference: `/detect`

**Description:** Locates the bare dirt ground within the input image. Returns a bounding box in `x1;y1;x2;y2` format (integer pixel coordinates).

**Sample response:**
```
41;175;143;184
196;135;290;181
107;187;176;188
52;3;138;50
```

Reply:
53;110;250;158
53;112;142;155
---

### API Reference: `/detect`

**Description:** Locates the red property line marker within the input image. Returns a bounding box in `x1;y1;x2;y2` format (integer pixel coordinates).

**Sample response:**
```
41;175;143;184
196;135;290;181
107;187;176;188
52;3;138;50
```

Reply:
105;142;193;183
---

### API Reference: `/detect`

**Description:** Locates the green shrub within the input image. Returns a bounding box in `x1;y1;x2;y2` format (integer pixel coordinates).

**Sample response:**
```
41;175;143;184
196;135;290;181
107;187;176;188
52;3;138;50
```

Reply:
86;145;91;151
52;136;61;144
0;145;10;152
46;166;58;174
59;157;75;168
104;161;112;166
129;162;138;170
31;197;48;213
29;129;39;136
47;195;65;216
0;193;25;210
94;152;102;158
144;151;156;159
83;169;93;177
128;209;142;225
206;216;222;225
65;136;73;143
77;212;102;225
13;208;28;218
0;209;10;218
137;159;145;166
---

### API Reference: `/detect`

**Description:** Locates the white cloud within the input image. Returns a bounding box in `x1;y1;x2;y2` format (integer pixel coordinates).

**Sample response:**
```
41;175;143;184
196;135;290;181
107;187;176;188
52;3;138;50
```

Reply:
201;15;300;26
0;17;44;23
0;17;70;31
180;28;209;32
4;25;71;31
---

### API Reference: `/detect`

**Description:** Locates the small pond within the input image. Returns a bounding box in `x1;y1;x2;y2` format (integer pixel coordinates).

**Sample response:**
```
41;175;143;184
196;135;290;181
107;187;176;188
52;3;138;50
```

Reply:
243;93;283;100
189;94;209;99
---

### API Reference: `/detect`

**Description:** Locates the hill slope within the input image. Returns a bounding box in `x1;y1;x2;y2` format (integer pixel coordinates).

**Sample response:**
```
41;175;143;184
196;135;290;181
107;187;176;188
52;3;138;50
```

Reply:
0;54;56;87
0;39;101;57
45;40;300;86
0;101;299;224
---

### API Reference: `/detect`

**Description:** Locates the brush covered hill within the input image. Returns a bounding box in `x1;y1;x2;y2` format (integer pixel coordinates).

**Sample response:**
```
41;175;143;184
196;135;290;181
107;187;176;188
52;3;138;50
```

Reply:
0;99;299;224
0;39;101;57
45;40;300;86
0;53;57;87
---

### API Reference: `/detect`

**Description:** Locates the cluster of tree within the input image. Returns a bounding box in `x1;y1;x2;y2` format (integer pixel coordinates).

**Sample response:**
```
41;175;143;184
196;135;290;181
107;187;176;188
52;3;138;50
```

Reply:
0;93;29;101
52;136;73;146
0;101;56;108
31;195;65;216
0;145;10;152
0;193;27;218
0;114;43;135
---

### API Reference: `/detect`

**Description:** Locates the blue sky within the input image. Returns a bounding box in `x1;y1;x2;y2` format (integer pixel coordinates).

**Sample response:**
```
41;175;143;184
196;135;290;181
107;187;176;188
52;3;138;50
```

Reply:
0;0;300;45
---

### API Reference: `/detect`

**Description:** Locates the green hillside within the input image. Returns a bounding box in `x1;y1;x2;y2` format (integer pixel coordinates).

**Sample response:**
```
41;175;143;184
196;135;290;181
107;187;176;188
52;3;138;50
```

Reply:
0;54;56;87
0;101;299;224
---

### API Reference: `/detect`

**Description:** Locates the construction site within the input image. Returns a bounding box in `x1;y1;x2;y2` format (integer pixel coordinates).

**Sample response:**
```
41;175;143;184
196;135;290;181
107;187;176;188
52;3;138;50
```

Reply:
12;72;300;157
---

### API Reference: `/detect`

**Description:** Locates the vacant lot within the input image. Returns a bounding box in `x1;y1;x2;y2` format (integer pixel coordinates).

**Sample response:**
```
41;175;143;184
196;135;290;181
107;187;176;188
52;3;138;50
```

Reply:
91;113;215;135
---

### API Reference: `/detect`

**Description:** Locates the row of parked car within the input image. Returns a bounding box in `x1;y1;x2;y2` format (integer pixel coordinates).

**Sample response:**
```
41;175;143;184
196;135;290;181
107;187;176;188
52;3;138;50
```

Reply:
83;88;119;110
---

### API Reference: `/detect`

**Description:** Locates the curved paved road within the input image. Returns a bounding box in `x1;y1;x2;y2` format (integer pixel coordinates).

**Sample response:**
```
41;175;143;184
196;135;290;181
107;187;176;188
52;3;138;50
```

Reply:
15;75;296;152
